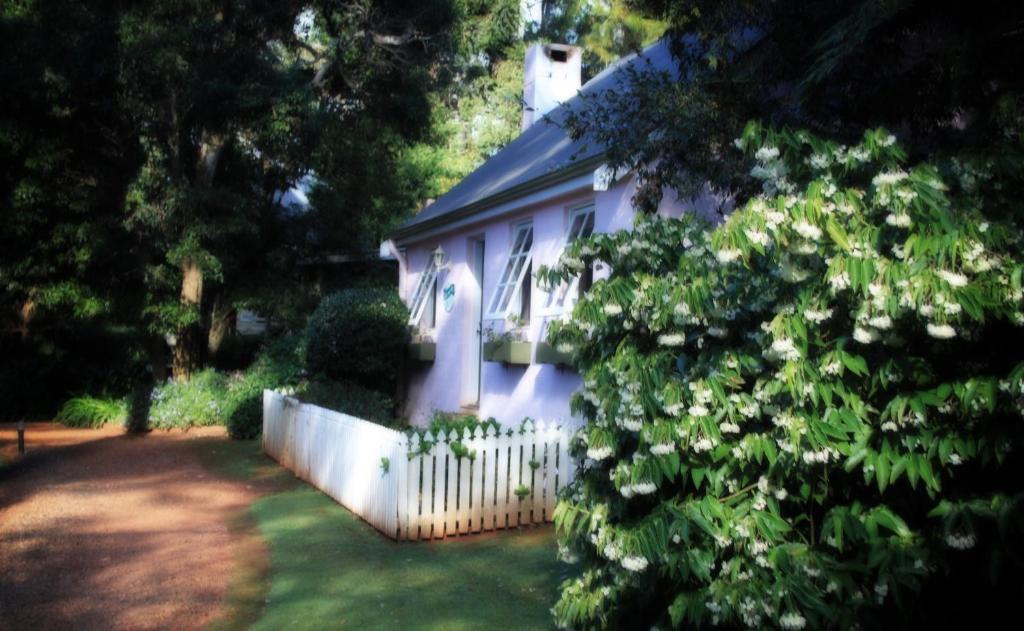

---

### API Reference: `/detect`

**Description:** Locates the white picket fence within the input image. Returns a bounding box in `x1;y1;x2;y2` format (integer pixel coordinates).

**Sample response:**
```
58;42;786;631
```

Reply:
262;390;577;540
262;390;405;535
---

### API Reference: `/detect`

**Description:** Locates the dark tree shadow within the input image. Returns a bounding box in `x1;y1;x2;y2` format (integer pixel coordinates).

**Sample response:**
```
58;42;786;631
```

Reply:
125;377;153;433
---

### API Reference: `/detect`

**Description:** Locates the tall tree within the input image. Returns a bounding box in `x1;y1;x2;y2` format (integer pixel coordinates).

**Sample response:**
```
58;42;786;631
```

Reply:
1;0;458;388
0;1;139;336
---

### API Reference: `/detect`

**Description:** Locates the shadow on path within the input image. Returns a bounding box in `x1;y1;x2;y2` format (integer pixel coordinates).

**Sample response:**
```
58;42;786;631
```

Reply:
0;423;260;631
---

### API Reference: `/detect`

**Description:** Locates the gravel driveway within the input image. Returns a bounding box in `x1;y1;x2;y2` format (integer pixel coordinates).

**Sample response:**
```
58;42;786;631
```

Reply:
0;423;255;630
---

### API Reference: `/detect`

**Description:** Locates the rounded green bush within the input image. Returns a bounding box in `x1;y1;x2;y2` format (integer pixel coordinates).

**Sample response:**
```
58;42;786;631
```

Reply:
224;334;306;439
299;378;396;426
304;288;409;391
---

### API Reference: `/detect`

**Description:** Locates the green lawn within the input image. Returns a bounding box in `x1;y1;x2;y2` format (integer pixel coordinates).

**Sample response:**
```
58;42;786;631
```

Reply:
195;438;571;630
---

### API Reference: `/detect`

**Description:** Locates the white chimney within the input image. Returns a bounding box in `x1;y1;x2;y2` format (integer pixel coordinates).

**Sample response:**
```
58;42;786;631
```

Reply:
522;43;582;131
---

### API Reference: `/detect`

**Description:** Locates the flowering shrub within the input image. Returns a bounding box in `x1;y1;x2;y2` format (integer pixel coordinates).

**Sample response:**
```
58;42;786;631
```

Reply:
540;122;1024;628
149;369;229;428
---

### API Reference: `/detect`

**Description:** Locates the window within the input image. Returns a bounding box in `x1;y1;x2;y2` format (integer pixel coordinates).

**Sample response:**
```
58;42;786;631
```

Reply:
407;257;438;328
486;221;534;319
548;204;595;310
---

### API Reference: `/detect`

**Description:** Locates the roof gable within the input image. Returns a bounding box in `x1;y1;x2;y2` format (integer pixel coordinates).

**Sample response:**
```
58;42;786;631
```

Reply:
392;39;678;240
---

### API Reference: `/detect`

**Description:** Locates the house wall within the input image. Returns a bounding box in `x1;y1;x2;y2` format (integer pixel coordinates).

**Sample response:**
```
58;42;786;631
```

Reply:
399;173;704;428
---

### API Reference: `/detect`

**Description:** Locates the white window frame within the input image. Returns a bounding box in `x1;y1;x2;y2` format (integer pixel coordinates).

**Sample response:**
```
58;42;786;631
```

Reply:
542;204;596;314
485;221;534;320
407;257;438;328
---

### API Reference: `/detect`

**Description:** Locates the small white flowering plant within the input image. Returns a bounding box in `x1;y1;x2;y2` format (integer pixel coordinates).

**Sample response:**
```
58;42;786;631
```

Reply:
538;121;1024;629
484;314;529;343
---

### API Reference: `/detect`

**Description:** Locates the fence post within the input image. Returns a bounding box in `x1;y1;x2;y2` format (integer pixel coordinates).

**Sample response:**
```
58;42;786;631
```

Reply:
17;419;26;455
481;425;497;531
470;426;485;532
396;435;408;540
406;434;421;541
444;429;459;536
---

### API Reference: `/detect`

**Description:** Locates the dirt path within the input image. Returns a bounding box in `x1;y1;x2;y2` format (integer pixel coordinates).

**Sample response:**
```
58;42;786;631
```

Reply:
0;423;259;630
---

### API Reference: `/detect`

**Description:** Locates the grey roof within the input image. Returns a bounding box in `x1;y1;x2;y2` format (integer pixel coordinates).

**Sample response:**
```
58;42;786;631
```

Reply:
392;38;678;240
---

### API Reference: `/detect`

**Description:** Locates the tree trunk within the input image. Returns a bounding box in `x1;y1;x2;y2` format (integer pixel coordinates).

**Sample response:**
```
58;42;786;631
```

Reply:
207;292;235;357
17;296;35;340
172;258;204;381
170;131;228;381
149;334;168;383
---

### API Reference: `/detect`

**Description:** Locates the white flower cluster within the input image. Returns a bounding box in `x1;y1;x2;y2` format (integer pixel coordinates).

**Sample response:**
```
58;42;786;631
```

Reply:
926;323;957;339
963;239;1000;273
689;404;709;417
615;415;642;431
620;555;649;572
886;212;912;227
872;169;909;187
938;269;969;288
828;270;851;292
874;581;889;604
692;437;715;452
853;326;880;344
657;333;686;347
807;152;831;170
649;442;676;456
557;543;579;563
717;248;742;264
946;532;977;550
792;220;822;241
620;480;657;497
600;536;621;560
738;597;769;628
778;612;807;630
587;446;613;461
755;145;780;162
803;308;833;323
769;337;801;361
750;143;795;195
744;227;772;247
802;447;838;465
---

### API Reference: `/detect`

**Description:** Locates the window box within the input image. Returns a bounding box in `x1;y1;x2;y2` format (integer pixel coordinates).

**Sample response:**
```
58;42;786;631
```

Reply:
483;340;532;365
535;342;573;367
408;341;436;362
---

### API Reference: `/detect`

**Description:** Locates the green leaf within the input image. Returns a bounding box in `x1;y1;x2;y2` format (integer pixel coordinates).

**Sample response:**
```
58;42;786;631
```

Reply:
845;447;868;471
826;217;852;250
918;456;940;492
876;453;890;493
840;352;868;377
874;507;910;537
927;500;953;518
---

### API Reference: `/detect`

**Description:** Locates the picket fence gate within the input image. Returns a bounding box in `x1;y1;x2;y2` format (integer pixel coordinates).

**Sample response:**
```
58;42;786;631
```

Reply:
262;390;577;540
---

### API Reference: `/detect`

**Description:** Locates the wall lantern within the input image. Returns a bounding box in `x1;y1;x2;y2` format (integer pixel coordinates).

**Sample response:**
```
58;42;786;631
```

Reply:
432;245;450;270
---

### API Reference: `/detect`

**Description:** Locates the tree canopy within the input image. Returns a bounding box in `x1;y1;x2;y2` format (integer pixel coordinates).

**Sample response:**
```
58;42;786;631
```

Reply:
1;0;457;401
